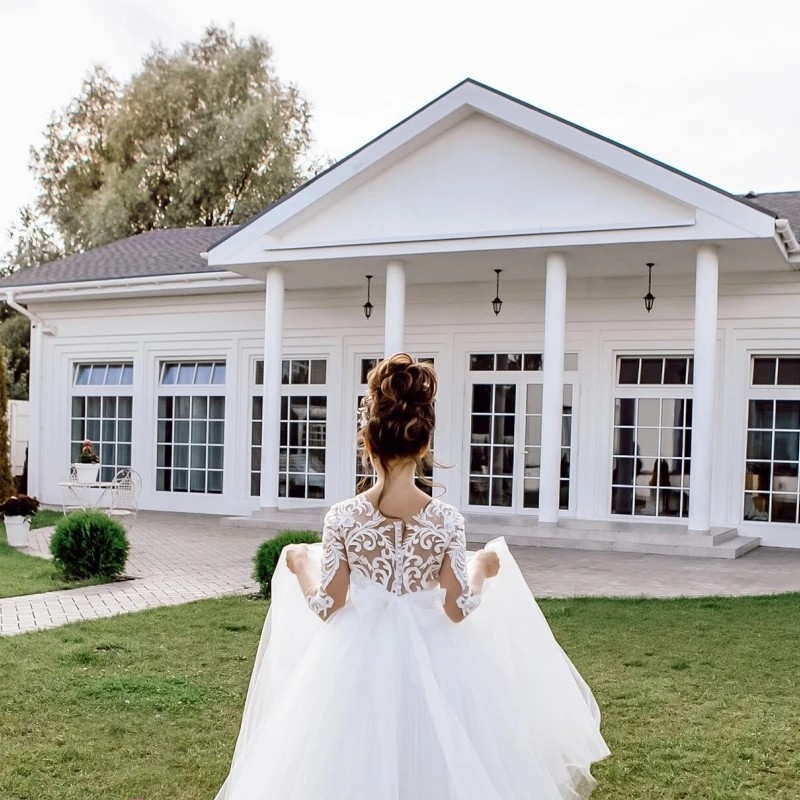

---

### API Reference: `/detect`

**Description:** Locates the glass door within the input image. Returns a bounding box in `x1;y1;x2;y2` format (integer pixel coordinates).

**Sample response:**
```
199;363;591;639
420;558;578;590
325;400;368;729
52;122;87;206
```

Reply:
465;352;577;514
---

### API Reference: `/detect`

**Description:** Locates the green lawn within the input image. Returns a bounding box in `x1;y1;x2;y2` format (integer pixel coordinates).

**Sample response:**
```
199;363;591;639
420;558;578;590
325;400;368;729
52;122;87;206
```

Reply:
0;594;798;800
0;512;105;599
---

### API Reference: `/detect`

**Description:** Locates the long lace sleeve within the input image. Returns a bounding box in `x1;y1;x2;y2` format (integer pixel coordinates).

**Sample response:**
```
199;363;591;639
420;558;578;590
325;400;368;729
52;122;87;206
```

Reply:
444;513;482;618
305;509;349;619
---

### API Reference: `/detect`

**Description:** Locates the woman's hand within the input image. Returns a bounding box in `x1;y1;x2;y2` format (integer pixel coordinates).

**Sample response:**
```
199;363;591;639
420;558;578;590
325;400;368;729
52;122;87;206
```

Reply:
285;544;309;575
473;549;500;579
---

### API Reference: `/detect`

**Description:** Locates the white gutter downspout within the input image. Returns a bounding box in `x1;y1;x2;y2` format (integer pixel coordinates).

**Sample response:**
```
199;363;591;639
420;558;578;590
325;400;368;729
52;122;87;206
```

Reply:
775;219;800;267
4;292;57;335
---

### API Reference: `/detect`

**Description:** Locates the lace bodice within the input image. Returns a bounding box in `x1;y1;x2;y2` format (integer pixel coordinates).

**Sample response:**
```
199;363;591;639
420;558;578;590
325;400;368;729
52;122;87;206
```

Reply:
305;495;481;620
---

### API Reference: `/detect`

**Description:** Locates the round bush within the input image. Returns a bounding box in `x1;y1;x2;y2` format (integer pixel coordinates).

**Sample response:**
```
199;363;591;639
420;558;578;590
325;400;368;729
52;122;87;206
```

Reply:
254;529;320;599
49;511;130;580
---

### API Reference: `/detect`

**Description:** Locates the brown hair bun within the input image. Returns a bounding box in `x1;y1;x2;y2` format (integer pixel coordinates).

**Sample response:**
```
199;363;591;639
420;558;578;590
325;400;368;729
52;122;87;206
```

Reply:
358;354;437;474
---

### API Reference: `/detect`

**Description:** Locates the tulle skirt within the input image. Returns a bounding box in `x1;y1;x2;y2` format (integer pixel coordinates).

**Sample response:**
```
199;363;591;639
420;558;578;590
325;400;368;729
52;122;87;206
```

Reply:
214;537;610;800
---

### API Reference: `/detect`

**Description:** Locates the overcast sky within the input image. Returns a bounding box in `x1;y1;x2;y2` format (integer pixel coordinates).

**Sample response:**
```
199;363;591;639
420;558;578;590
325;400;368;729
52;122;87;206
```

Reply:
2;0;799;252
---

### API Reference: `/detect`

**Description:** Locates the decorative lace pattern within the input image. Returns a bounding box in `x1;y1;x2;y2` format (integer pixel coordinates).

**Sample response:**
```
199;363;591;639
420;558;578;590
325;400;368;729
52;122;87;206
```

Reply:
305;495;481;620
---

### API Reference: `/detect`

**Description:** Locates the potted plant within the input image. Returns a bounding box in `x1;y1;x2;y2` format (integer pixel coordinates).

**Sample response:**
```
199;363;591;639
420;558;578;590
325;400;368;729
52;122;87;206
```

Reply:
74;439;100;483
2;494;40;548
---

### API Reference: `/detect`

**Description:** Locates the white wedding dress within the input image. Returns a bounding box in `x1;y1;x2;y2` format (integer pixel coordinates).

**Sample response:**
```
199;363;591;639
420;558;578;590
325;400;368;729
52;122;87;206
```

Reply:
214;495;610;800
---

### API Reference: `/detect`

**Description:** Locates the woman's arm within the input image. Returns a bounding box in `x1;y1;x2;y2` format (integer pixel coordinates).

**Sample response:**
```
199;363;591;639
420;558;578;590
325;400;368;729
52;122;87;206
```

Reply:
440;516;500;623
286;511;350;620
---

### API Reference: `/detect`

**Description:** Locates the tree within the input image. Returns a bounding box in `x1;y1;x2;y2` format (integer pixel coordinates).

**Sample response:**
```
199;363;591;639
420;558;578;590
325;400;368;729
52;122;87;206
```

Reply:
0;314;31;400
3;24;316;271
0;344;17;501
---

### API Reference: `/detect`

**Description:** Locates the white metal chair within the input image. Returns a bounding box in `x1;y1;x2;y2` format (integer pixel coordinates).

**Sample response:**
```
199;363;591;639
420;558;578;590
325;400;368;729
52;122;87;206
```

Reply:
59;466;83;515
108;469;142;528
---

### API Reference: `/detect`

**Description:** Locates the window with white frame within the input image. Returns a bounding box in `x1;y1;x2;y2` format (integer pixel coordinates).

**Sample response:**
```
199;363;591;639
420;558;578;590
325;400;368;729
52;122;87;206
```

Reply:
356;357;435;494
71;363;134;482
157;361;226;494
611;356;693;518
251;358;328;499
744;356;800;524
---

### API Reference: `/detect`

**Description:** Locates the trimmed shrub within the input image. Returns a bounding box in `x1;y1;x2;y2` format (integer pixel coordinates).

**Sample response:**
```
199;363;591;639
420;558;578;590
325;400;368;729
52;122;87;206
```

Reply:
49;511;130;580
254;529;320;599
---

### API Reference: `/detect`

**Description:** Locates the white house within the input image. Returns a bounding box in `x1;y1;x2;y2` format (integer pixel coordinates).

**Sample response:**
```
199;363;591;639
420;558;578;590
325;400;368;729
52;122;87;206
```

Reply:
3;79;800;555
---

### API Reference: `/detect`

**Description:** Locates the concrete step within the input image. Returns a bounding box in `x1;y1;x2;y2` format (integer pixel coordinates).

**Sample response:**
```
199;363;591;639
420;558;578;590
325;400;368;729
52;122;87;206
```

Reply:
466;528;761;559
221;510;761;559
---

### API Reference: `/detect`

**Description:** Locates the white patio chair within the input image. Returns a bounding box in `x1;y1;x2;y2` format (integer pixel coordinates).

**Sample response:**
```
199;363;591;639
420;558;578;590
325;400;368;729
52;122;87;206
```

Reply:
59;466;83;515
108;468;142;528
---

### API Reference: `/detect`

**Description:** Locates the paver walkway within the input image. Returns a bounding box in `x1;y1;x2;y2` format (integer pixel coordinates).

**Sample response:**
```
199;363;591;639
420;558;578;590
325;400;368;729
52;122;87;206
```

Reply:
2;511;800;636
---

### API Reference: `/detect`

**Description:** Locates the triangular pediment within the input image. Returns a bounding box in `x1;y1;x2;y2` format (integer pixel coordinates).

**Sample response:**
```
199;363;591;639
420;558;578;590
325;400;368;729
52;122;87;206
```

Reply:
274;113;695;247
208;79;778;268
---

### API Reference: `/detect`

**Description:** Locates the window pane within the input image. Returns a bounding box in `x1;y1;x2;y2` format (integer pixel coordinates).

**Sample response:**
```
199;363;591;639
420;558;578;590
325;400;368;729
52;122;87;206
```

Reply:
360;358;379;384
72;396;85;417
526;384;543;414
192;396;208;420
291;360;310;384
664;358;689;385
775;401;800;431
470;446;491;474
494;384;516;414
637;398;660;427
75;365;90;386
177;364;195;384
162;364;178;385
281;360;290;385
496;353;522;371
89;365;106;385
491;478;513;507
777;358;800;387
524;353;543;371
195;363;213;384
746;431;773;460
469;476;490;505
121;365;134;385
472;385;492;414
753;357;776;386
637;427;659;458
774;431;799;462
470;354;495;371
748;400;774;430
640;359;664;385
493;416;515;445
310;360;327;384
207;471;223;494
176;396;191;418
210;363;225;385
564;353;579;371
209;397;225;419
772;494;798;524
255;360;265;385
661;398;685;428
614;398;636;427
87;397;101;418
106;365;122;386
470;415;491;444
613;428;636;457
618;359;639;385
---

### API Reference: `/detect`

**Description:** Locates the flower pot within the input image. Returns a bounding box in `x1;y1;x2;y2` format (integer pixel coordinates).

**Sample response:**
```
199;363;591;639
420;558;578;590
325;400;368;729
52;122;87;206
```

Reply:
74;463;100;483
5;515;30;548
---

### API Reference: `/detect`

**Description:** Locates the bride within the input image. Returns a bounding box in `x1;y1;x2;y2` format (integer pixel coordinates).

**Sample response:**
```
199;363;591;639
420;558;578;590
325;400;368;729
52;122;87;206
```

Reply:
215;354;610;799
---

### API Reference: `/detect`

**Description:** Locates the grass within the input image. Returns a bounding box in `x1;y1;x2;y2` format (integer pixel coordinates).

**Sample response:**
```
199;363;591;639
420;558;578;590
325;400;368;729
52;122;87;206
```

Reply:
0;594;798;800
0;512;106;599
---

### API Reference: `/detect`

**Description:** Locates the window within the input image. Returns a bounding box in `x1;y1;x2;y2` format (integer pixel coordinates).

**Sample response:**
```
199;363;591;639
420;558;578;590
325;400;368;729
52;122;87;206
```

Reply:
71;363;133;481
356;357;435;494
157;361;225;494
252;359;328;499
611;356;693;518
469;353;579;372
744;356;800;524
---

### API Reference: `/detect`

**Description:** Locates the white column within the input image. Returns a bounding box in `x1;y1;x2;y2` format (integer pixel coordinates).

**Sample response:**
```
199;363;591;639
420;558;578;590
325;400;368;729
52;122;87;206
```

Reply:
539;252;567;525
688;245;719;533
384;260;406;358
260;267;285;509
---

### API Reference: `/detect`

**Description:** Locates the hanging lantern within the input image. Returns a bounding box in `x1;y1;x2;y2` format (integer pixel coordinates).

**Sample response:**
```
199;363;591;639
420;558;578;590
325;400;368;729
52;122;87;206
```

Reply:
643;263;655;313
363;275;373;319
492;269;503;316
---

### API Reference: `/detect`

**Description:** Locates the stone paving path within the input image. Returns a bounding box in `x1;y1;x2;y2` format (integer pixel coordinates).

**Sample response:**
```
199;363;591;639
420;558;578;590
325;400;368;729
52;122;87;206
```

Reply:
2;512;800;636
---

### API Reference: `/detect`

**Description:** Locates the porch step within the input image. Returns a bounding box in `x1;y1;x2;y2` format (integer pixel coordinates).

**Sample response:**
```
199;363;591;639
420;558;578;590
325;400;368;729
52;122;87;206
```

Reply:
464;518;761;559
221;509;761;559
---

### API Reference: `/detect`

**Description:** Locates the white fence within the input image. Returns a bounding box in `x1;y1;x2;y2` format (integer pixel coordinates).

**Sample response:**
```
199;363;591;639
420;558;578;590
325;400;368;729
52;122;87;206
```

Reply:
8;399;29;477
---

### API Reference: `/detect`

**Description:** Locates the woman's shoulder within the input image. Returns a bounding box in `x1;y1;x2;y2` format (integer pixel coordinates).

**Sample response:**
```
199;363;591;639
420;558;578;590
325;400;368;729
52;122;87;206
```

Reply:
425;497;465;529
325;494;377;524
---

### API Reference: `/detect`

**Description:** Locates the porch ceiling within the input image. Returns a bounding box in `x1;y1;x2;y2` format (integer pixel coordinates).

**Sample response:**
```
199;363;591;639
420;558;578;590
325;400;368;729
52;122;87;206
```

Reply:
228;237;793;290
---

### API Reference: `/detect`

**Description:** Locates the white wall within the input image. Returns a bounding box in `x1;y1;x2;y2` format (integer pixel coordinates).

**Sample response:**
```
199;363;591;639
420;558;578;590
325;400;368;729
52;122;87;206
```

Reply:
7;399;29;476
27;267;800;546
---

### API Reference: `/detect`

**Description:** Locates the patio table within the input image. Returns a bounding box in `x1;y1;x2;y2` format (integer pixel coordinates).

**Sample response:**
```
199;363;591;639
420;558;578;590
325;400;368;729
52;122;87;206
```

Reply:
58;480;116;511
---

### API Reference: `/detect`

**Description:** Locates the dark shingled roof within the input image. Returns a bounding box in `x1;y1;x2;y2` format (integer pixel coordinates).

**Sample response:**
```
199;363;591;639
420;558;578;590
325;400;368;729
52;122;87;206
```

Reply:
741;191;800;235
0;226;235;289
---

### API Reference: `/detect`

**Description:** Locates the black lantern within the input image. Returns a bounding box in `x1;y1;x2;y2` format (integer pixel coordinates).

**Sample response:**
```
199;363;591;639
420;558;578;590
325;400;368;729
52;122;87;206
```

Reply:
643;263;655;313
492;269;503;316
363;274;373;319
